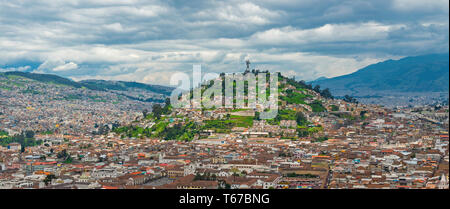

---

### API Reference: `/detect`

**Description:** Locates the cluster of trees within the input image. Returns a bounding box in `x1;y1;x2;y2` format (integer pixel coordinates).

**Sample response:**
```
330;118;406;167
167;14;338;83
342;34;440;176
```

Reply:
202;120;234;133
0;130;42;152
43;174;56;186
281;89;309;105
309;100;327;112
297;126;324;138
146;98;171;119
113;125;152;138
93;123;120;135
194;172;217;181
360;110;368;119
284;76;313;91
163;122;199;141
343;95;358;103
57;149;73;163
297;128;309;137
314;136;329;143
0;130;7;136
218;180;232;189
114;120;199;141
279;152;293;157
330;105;339;111
296;112;308;126
312;85;333;99
283;76;333;99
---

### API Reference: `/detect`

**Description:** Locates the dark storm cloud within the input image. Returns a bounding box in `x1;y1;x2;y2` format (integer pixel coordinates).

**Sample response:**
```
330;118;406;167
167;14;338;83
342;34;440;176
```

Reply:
0;0;448;84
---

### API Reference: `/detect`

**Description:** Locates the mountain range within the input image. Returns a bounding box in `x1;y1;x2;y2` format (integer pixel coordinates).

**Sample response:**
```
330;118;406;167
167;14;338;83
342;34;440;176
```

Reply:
0;71;173;97
1;53;449;105
311;53;449;96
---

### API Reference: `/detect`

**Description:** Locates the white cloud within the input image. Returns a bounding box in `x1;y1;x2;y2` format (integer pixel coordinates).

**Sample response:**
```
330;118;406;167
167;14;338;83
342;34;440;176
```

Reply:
0;0;448;85
250;22;404;45
53;62;78;72
392;0;449;12
197;2;282;25
0;66;30;72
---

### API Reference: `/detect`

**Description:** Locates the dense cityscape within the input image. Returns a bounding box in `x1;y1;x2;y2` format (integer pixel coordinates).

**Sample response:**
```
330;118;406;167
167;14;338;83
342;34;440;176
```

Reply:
0;71;448;189
0;0;448;194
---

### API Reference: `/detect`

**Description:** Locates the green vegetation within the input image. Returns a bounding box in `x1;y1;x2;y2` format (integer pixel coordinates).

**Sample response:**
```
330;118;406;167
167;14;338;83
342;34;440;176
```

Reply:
296;112;308;126
80;79;173;95
297;125;323;138
275;109;297;122
114;120;199;141
3;71;83;88
332;112;356;120
280;89;310;104
343;95;358;103
309;100;326;112
63;94;82;100
202;120;233;133
314;136;329;143
360;110;368;120
40;130;54;135
114;125;154;138
194;173;217;181
330;105;339;111
0;130;42;150
203;115;253;133
21;89;41;95
163;121;199;141
43;174;56;185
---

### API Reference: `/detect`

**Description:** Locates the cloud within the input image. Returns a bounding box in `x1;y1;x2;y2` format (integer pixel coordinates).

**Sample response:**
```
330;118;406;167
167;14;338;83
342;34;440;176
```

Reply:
250;22;400;45
392;0;449;12
0;0;448;84
53;62;78;72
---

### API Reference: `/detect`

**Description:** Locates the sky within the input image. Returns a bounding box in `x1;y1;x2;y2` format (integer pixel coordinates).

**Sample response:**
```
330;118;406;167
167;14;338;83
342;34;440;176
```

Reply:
0;0;448;85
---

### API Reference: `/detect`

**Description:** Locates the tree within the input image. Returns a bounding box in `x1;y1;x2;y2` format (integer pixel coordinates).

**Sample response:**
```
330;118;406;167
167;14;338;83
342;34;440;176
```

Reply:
330;105;339;111
63;156;73;164
194;173;202;181
297;128;309;137
43;174;56;186
142;109;149;118
152;104;163;119
24;130;35;139
162;98;171;114
57;149;69;159
360;110;368;119
321;88;333;99
343;95;358;103
296;112;307;126
313;85;321;93
254;111;260;120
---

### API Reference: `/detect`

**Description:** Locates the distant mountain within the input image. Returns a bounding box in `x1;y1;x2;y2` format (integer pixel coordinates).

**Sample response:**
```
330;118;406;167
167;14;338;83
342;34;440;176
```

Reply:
311;53;449;96
79;80;173;96
308;76;328;83
2;71;84;88
0;71;173;96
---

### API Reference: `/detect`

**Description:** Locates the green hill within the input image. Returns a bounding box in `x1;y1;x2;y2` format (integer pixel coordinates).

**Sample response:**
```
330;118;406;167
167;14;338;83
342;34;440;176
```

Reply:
0;71;174;96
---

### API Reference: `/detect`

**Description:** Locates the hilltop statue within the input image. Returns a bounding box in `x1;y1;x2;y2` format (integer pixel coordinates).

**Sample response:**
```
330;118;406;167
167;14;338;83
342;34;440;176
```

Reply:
245;60;251;72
